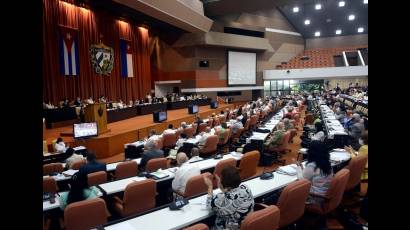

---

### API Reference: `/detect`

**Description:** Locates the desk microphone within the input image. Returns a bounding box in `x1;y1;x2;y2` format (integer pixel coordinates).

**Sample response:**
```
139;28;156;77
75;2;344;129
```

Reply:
260;167;274;180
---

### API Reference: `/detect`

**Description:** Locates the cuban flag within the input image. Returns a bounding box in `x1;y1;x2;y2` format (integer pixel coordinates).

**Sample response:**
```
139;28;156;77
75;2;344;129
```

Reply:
120;39;134;78
60;26;80;76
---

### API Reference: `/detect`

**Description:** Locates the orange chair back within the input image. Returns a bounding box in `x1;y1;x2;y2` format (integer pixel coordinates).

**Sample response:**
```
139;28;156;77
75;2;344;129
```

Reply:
345;155;368;191
240;205;280;230
146;158;168;172
184;172;213;198
239;151;260;180
308;169;350;215
87;171;107;186
197;123;208;133
64;198;107;230
162;133;177;148
213;158;237;188
200;135;218;155
71;159;87;170
277;179;311;227
183;127;195;138
184;223;209;230
43;163;64;176
115;160;138;180
122;179;156;217
43;177;58;194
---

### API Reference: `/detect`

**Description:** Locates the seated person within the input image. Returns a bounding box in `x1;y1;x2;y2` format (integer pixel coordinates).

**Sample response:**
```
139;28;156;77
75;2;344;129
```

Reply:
283;118;294;131
74;97;82;107
264;122;285;150
296;141;333;205
231;117;244;135
215;122;228;143
78;152;106;175
203;165;254;229
345;131;368;180
139;140;164;171
194;115;204;127
175;133;188;149
335;106;347;124
172;152;201;196
62;98;70;108
177;122;190;133
65;148;85;169
59;172;99;210
144;129;161;150
240;112;248;126
86;97;94;104
347;113;365;141
188;147;203;163
54;137;67;153
162;124;176;135
198;127;212;149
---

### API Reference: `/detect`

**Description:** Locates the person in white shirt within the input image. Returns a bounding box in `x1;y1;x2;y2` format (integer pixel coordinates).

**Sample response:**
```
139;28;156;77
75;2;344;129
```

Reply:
188;147;203;163
146;93;152;104
54;137;67;153
172;152;201;195
65;148;85;169
198;127;212;148
231;117;244;135
86;97;94;104
145;129;161;150
117;100;124;109
162;124;176;135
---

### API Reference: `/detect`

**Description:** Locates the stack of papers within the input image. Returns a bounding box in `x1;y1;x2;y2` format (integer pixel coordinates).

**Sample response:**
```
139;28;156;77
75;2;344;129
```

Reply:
150;170;169;179
277;164;298;176
62;169;78;177
330;151;351;162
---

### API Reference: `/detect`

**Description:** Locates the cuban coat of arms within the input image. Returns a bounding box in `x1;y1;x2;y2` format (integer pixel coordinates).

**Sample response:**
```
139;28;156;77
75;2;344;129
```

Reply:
89;43;114;76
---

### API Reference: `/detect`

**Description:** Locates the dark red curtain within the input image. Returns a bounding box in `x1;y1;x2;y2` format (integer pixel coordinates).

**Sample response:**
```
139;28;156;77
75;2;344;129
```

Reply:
43;0;152;104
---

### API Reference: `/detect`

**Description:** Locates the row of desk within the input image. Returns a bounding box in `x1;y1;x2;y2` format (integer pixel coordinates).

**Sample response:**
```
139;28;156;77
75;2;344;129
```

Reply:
44;99;212;127
339;94;368;116
43;153;243;212
101;151;352;230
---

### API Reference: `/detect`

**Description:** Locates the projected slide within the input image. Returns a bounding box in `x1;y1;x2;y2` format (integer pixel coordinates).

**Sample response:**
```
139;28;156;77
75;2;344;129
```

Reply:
228;51;256;85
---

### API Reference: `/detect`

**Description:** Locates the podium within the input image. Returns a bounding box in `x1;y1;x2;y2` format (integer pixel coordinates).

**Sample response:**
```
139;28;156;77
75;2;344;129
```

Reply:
84;103;109;134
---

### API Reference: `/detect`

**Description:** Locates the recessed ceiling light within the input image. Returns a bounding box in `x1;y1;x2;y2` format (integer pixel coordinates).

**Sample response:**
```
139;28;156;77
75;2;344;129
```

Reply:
326;18;332;23
315;31;321;37
304;19;311;25
336;29;342;35
339;1;345;7
363;0;368;4
348;14;355;21
293;7;299;13
315;4;322;10
358;27;364;33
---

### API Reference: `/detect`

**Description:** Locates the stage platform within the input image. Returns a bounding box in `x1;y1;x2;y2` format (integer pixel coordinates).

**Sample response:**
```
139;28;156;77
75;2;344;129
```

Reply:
43;104;234;159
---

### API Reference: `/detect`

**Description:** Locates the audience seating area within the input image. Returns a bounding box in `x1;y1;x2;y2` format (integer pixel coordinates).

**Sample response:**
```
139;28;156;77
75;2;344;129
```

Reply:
43;95;368;230
276;46;368;69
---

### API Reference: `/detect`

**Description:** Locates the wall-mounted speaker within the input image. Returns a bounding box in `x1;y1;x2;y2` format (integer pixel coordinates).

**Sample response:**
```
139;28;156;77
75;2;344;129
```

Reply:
199;60;209;68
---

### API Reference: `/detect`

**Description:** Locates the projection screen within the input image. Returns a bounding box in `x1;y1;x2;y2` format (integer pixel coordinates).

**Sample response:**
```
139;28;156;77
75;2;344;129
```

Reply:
227;51;256;85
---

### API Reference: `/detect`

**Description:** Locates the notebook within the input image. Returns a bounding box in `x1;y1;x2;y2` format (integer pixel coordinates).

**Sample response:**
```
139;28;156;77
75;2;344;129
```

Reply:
277;164;298;176
149;171;169;180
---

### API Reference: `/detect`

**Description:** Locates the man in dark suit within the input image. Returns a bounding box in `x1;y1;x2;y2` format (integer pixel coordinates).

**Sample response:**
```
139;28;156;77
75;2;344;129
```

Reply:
139;140;164;171
78;152;106;175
